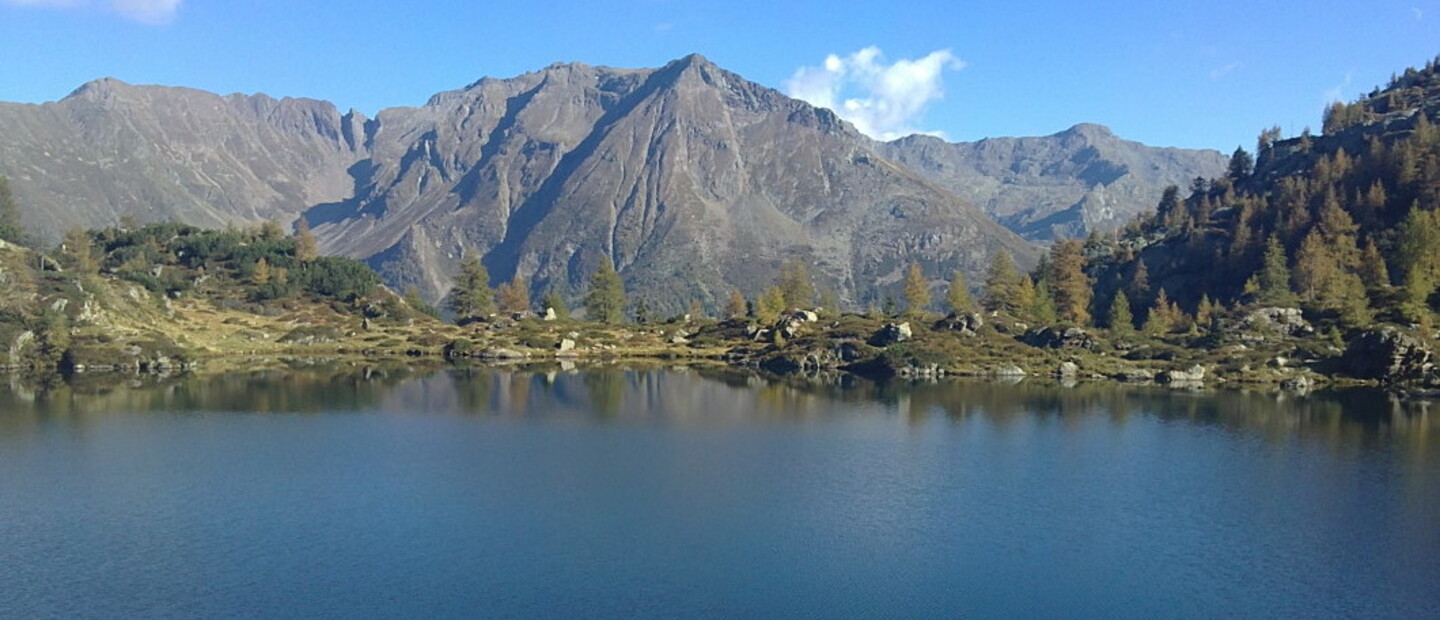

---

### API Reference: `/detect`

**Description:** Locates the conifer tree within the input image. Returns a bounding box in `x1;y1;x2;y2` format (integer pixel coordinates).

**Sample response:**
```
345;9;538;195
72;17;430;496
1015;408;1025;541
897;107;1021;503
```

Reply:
756;286;786;323
61;228;97;275
253;257;272;285
1293;230;1335;302
1108;291;1135;335
1128;259;1152;307
541;291;569;320
776;259;815;309
983;250;1021;313
725;289;747;319
496;274;530;314
294;217;318;263
1047;239;1092;325
1013;276;1037;322
1256;235;1295;305
1143;289;1176;336
0;175;23;245
449;254;496;324
902;262;931;314
1359;239;1391;289
1195;294;1217;328
1031;280;1057;325
1227;146;1254;182
946;270;974;314
584;257;627;324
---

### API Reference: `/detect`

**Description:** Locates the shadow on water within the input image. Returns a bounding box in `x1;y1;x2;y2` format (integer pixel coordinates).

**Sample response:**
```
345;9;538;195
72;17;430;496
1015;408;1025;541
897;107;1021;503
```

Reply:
1;364;1436;452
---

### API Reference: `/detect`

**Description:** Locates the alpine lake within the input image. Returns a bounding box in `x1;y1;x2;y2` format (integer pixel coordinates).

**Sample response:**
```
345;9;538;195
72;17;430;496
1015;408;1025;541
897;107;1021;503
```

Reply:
2;362;1438;618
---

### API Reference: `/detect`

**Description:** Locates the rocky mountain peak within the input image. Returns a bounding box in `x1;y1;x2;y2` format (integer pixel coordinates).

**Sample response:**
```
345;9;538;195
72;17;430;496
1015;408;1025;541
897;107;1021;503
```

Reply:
1057;122;1116;141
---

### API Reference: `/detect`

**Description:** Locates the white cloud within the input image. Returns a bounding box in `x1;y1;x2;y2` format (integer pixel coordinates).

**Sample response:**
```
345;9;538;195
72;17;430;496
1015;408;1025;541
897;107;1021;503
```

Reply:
1413;7;1424;20
0;0;181;23
1322;72;1353;104
1209;62;1241;81
785;46;963;140
111;0;181;23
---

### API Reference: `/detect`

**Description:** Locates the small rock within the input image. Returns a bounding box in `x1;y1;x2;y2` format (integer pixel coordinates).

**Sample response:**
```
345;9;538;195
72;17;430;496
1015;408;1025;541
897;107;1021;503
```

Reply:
556;339;576;352
1057;361;1079;378
1157;365;1207;385
543;307;557;321
1022;326;1097;350
480;348;526;359
994;365;1027;377
1279;375;1313;392
869;322;912;347
935;312;984;336
1116;368;1155;383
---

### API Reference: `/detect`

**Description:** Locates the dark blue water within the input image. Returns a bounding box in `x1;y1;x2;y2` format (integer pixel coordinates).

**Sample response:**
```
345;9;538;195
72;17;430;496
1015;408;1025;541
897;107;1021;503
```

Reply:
2;368;1438;618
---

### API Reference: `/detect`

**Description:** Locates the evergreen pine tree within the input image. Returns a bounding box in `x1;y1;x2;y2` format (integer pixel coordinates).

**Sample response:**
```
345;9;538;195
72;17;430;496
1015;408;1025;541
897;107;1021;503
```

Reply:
1047;239;1092;325
294;217;318;263
448;254;496;324
61;228;97;275
946;270;974;314
725;289;747;319
253;257;272;285
1256;235;1296;305
1398;207;1440;309
1144;289;1175;336
983;250;1021;314
496;275;530;314
1031;280;1057;325
583;257;627;324
1359;239;1391;289
902;262;931;314
756;286;786;323
1108;291;1135;335
776;260;815;309
0;175;23;245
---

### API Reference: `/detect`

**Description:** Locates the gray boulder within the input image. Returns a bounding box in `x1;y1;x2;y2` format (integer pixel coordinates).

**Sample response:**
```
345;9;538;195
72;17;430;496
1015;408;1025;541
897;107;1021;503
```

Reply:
994;365;1027;377
1157;365;1207;385
1341;329;1433;382
935;312;984;336
1243;307;1313;337
1279;375;1314;393
870;322;913;347
1057;361;1079;378
1022;326;1097;350
1115;368;1155;383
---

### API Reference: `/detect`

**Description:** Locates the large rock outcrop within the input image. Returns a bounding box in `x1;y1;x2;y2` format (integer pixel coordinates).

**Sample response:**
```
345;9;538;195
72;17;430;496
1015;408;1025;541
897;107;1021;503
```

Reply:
1341;329;1433;382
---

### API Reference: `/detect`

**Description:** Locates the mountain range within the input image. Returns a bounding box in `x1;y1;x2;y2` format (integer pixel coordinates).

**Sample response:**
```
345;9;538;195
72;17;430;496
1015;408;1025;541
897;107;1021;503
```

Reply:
0;54;1224;311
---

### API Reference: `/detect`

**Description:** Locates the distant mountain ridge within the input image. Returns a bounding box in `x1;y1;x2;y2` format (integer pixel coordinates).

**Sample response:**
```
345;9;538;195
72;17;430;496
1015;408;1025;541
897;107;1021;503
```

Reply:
879;123;1228;240
0;54;1220;311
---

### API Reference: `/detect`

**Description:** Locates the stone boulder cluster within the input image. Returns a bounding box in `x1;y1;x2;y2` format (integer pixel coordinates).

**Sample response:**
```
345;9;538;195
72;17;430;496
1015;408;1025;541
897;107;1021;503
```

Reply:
1021;326;1098;350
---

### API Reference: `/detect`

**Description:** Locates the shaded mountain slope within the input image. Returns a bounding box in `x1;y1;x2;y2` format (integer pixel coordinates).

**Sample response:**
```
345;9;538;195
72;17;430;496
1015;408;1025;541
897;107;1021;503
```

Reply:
879;123;1227;240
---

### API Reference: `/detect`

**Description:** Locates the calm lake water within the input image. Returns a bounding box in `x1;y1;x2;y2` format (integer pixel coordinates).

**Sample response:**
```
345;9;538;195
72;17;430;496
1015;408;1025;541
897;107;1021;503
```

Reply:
2;365;1438;618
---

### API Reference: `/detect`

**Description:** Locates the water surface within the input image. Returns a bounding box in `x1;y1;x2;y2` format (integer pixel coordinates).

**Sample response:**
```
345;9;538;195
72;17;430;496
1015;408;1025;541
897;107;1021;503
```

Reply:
2;367;1437;618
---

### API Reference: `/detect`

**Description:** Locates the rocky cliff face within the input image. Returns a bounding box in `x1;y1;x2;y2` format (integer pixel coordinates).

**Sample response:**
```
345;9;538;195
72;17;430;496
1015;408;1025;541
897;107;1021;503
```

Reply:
0;78;367;234
879;123;1228;240
316;54;1037;311
1;55;1227;312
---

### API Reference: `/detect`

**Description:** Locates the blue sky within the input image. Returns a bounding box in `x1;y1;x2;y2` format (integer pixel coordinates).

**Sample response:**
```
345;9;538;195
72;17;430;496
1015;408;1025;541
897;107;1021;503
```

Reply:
1;0;1437;152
